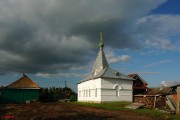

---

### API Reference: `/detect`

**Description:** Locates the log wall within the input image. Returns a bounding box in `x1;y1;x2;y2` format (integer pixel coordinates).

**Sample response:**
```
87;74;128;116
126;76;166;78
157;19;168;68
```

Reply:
134;95;166;109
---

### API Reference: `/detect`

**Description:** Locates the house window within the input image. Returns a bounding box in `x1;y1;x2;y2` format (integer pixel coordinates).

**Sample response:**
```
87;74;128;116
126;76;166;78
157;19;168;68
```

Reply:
95;88;97;97
84;90;85;97
115;85;119;97
86;90;88;97
89;89;91;97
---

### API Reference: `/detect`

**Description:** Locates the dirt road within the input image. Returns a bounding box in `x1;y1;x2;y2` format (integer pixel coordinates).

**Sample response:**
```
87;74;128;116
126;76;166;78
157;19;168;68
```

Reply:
0;102;163;120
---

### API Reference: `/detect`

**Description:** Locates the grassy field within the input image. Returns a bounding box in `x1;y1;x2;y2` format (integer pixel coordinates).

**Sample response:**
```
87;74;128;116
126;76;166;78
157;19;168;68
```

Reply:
74;102;180;120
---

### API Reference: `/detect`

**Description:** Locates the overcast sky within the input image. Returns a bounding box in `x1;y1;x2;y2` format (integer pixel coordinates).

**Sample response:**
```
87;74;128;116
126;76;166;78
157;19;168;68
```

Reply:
0;0;180;90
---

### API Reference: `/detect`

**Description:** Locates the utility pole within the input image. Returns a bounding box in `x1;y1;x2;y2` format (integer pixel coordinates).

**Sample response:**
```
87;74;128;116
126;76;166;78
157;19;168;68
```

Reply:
65;80;67;88
64;80;68;100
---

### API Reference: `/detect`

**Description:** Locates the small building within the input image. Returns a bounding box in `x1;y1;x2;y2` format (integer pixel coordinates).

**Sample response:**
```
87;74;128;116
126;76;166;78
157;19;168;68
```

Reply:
77;33;134;103
128;73;148;95
0;74;40;103
134;86;175;109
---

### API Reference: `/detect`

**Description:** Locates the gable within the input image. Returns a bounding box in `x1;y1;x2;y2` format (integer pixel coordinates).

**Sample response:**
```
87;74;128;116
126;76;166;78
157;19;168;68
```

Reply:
128;74;148;86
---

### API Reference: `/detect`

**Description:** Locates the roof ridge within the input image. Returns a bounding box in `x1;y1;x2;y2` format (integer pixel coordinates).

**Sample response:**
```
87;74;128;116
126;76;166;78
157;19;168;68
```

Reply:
135;74;148;85
100;67;108;76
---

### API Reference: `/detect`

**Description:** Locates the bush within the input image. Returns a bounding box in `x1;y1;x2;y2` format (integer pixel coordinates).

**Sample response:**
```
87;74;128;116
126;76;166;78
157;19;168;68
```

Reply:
39;87;77;102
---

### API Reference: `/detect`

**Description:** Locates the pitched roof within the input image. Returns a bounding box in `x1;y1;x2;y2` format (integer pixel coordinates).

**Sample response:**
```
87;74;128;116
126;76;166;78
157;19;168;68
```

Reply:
128;73;148;85
79;67;134;83
5;74;40;89
78;33;134;84
147;87;172;95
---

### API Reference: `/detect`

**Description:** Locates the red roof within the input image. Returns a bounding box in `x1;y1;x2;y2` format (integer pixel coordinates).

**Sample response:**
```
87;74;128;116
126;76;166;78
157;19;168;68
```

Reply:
128;73;148;85
128;74;136;78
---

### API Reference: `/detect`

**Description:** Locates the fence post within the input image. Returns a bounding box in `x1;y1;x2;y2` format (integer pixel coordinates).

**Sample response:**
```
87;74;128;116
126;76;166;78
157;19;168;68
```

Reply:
177;86;180;115
153;95;157;108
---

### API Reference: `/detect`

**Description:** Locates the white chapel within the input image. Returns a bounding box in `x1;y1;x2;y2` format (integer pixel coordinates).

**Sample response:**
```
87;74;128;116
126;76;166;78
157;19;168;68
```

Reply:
77;33;134;102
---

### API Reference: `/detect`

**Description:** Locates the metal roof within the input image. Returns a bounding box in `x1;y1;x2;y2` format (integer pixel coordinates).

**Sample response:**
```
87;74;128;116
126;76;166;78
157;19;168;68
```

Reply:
78;33;134;84
79;67;134;83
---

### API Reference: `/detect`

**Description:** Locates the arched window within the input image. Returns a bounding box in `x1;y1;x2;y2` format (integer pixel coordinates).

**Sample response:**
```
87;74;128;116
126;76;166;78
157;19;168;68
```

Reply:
86;90;88;97
115;85;120;97
114;84;122;97
84;90;85;97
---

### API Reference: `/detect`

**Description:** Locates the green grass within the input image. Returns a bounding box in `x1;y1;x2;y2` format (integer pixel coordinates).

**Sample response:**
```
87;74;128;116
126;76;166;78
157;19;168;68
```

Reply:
74;101;130;110
73;102;180;120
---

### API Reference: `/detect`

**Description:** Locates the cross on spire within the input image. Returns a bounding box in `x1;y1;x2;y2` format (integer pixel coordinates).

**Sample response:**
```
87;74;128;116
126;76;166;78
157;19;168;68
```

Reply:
99;32;104;49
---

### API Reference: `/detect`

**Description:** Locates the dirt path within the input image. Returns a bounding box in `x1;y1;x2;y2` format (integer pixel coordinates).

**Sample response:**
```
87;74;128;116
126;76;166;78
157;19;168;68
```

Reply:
0;102;162;120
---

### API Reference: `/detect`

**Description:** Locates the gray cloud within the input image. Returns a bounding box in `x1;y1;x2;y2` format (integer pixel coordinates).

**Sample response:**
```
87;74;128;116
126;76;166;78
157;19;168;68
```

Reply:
0;0;167;75
161;80;180;87
135;15;180;51
105;50;131;64
36;72;86;78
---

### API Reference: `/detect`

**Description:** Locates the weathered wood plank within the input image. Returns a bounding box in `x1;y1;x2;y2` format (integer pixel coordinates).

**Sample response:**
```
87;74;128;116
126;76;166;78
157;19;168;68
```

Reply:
176;86;180;115
166;100;176;111
125;103;145;109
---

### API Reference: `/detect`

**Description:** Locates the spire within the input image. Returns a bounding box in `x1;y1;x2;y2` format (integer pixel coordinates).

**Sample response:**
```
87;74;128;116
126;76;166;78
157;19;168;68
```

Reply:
90;33;109;76
99;32;104;49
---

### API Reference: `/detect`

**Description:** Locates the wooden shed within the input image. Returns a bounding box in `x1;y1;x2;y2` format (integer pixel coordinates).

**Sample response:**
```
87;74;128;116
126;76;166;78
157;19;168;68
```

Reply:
128;73;149;95
0;74;40;103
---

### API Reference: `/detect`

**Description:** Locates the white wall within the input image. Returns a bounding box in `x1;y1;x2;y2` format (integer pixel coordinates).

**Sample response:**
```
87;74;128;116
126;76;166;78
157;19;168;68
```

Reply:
77;78;133;102
101;78;133;102
77;78;101;102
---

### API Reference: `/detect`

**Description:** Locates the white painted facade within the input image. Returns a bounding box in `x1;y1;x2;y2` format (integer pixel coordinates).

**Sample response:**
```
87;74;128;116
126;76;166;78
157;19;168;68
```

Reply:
78;78;133;102
77;33;133;102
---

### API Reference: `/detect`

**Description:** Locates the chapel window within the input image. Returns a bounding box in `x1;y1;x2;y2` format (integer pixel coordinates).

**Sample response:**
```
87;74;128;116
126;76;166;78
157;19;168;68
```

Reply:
114;85;122;97
89;89;91;97
95;88;97;97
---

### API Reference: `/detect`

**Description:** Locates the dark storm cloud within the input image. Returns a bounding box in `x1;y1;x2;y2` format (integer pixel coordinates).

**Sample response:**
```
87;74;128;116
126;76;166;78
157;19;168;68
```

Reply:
70;18;140;49
0;0;167;75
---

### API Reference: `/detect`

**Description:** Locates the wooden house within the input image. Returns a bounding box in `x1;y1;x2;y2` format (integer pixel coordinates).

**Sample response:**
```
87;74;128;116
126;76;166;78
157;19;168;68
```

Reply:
0;74;40;103
128;73;148;95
